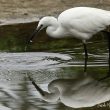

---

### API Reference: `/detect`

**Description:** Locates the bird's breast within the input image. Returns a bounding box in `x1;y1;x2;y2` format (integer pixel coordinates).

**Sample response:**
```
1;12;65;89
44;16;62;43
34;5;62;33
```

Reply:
46;26;71;38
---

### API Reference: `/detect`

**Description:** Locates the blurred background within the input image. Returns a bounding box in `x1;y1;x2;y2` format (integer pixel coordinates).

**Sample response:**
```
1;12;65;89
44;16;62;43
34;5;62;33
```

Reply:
0;1;110;110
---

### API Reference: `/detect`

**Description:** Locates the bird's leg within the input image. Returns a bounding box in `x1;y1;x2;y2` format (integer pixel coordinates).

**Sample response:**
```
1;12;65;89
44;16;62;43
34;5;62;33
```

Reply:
27;74;45;96
83;42;88;74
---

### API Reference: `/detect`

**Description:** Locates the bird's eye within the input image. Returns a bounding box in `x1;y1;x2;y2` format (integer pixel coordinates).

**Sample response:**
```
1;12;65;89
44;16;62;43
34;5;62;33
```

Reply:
41;24;43;27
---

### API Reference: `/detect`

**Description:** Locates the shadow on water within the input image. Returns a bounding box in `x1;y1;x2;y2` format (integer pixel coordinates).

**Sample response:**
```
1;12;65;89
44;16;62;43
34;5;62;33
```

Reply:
0;22;110;110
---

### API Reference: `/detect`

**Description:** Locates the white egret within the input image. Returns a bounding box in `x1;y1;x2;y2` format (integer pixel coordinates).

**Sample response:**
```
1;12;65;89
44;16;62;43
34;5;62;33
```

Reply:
28;75;110;108
28;7;110;75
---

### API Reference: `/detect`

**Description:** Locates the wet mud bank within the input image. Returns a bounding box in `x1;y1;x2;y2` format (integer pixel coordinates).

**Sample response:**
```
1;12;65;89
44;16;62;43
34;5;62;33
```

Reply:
0;20;79;52
0;19;108;52
0;19;38;52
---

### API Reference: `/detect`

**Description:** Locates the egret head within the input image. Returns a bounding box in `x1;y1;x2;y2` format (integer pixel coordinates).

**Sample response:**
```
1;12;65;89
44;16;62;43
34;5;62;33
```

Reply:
37;16;54;30
28;16;56;43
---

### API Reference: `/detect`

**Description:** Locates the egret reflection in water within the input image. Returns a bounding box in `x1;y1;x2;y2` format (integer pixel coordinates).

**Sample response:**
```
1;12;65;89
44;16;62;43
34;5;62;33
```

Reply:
0;104;11;110
29;75;110;108
0;48;108;109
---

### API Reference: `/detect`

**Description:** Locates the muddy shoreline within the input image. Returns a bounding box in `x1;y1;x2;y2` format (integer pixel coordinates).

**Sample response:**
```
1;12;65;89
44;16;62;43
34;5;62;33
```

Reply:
0;0;109;52
0;20;106;52
0;0;110;21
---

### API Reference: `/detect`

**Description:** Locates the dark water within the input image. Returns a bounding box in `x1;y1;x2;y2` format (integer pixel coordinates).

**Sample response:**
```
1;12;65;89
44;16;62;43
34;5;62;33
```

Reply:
0;40;110;110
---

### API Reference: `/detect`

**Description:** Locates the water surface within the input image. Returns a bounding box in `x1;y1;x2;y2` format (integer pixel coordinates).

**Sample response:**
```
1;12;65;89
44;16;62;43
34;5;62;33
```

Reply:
0;40;110;110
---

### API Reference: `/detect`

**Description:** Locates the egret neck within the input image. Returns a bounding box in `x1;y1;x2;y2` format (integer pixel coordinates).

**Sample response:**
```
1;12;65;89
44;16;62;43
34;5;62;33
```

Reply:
46;17;69;38
43;87;60;102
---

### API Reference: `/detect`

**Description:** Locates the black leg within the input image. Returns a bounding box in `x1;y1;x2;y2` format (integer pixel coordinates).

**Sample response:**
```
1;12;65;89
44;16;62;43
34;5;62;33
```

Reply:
83;43;88;73
28;75;45;96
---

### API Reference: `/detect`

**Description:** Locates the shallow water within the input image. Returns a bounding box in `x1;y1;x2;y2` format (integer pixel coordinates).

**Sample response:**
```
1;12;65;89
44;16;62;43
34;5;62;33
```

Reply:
0;40;110;110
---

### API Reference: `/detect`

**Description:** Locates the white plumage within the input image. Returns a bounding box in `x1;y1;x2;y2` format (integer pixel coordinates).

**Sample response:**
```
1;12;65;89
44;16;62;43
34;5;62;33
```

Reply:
37;7;110;41
30;76;110;108
29;7;110;73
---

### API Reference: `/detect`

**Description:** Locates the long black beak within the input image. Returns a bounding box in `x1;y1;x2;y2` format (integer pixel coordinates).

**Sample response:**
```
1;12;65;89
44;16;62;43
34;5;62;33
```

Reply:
27;25;43;44
24;25;43;51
